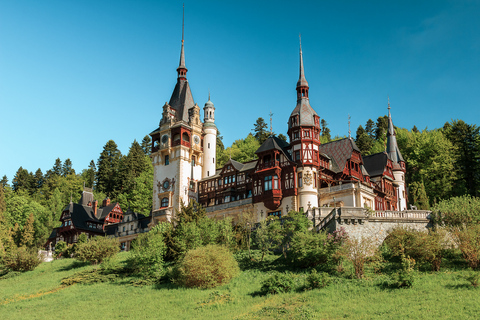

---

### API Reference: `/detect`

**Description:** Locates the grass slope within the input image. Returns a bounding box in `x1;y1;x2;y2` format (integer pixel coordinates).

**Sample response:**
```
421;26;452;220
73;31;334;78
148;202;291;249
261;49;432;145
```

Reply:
1;253;480;319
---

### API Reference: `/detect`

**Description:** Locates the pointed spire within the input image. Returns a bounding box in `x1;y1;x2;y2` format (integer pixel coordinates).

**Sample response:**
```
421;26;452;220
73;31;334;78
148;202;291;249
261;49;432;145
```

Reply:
296;34;309;99
348;114;351;139
177;4;187;79
386;98;405;165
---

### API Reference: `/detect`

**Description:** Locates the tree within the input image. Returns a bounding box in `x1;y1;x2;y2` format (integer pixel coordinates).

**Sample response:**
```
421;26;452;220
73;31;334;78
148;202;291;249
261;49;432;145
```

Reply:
321;119;331;141
443;120;480;197
141;135;152;156
356;125;373;155
119;140;149;196
375;115;388;141
62;159;75;177
1;176;8;188
252;117;269;144
83;160;96;188
12;167;33;194
52;158;63;176
365;119;375;139
21;213;35;248
96;140;122;197
397;128;456;205
32;168;44;191
408;180;430;210
277;133;288;142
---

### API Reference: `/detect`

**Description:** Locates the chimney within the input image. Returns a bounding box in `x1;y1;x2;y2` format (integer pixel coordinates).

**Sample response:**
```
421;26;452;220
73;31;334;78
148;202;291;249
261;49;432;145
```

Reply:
93;200;98;217
103;197;111;207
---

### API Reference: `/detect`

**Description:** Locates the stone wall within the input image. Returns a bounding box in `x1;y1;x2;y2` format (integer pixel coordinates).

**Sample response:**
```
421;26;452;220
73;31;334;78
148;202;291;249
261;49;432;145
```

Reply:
317;207;432;245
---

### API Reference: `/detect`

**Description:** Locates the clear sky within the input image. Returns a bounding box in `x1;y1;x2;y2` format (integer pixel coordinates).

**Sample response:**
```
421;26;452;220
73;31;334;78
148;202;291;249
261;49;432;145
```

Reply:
1;1;479;183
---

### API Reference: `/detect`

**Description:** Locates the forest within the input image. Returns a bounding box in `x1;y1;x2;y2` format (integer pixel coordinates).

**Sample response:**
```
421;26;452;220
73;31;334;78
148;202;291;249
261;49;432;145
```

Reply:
0;116;479;251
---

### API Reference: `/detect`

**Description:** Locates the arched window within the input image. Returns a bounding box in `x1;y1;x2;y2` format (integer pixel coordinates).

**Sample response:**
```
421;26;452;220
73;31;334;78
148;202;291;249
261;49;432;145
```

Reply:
161;197;169;208
182;132;190;142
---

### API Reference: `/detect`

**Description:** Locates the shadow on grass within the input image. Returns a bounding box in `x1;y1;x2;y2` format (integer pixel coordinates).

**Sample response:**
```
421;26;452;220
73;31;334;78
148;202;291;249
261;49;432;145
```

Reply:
445;283;475;289
59;260;91;271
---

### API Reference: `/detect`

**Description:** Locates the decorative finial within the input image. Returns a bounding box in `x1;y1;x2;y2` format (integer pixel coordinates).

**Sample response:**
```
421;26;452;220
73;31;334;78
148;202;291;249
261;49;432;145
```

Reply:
182;3;185;44
348;114;351;139
387;95;391;117
208;89;210;101
269;110;274;135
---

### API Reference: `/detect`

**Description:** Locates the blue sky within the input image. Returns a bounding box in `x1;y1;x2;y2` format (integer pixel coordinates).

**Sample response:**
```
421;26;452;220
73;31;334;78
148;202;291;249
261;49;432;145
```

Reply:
1;1;479;182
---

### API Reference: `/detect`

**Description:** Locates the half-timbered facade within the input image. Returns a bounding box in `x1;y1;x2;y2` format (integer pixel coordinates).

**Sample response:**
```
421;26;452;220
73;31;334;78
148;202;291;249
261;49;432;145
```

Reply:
46;188;124;248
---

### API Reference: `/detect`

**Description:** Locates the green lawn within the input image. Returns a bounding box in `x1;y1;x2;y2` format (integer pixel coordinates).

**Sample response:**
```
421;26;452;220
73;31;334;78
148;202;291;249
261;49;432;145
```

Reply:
1;253;479;319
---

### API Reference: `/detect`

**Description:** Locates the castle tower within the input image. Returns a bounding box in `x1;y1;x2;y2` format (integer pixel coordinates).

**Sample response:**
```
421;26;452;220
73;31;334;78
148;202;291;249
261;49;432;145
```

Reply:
386;100;407;210
202;93;217;178
149;9;205;220
287;37;321;212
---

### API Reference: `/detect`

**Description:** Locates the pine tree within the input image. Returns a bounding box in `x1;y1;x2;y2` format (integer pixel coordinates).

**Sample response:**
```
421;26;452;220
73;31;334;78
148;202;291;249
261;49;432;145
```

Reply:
12;167;34;194
96;140;122;197
375;116;389;141
62;158;75;177
33;168;44;190
141;135;152;156
120;140;149;194
277;133;288;142
52;158;63;176
1;175;8;188
83;160;96;188
252;117;269;144
365;119;375;139
21;213;35;248
321;119;331;141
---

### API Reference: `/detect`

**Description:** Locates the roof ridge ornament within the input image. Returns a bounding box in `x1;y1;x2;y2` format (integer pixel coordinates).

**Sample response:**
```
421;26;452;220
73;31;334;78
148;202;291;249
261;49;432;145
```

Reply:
177;4;187;79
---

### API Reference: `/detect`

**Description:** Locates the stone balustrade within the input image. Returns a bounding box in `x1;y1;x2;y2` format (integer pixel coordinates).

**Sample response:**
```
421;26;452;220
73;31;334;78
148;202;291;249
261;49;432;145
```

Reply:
369;210;430;221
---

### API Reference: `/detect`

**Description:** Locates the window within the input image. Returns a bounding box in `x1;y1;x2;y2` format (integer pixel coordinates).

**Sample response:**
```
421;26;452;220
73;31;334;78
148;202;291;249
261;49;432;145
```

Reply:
165;155;169;165
161;197;169;207
191;155;195;166
298;172;303;187
314;172;317;188
208;143;210;148
130;225;133;231
268;211;281;217
294;131;299;139
247;190;252;198
123;226;125;232
295;151;300;161
264;175;272;191
273;175;279;189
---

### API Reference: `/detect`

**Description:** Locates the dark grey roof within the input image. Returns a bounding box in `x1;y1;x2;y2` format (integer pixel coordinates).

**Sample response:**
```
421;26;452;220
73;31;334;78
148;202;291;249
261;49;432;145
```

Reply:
65;203;104;233
255;136;293;161
289;99;318;128
169;80;195;123
363;152;388;177
318;138;361;173
386;107;405;165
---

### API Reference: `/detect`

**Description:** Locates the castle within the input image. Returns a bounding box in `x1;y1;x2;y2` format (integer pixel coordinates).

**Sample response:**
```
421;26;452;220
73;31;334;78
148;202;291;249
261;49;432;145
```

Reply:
148;29;409;227
47;20;430;251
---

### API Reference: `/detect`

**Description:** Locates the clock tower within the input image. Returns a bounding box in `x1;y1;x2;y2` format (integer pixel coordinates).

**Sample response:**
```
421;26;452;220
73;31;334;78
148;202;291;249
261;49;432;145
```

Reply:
149;14;216;221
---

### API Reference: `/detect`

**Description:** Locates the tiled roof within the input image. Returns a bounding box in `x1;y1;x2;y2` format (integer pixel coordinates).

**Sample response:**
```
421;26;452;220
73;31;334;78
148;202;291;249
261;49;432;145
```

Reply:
363;152;388;177
255;136;292;161
318;138;360;173
169;80;195;123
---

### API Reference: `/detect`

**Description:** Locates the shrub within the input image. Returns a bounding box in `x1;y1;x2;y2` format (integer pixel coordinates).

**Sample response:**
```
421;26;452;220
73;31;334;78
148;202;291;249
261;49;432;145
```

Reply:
461;269;480;288
432;195;480;226
128;224;167;280
342;236;376;279
452;225;480;269
383;227;446;271
390;250;415;288
2;245;41;271
75;236;119;265
290;228;347;270
260;272;296;294
54;240;68;258
176;244;239;289
305;269;331;290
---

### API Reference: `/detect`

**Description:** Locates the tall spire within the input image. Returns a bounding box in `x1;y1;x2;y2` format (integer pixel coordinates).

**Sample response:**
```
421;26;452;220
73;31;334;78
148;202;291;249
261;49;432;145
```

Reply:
386;98;404;165
177;4;187;80
296;34;309;99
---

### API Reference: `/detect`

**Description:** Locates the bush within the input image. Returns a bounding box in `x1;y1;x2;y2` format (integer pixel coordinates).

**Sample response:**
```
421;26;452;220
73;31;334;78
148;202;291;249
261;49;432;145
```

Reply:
128;224;167;280
2;245;41;271
461;269;480;288
75;236;119;265
390;251;415;288
342;236;376;279
305;269;331;290
290;228;347;270
383;227;446;271
452;225;480;269
54;240;68;258
176;244;239;289
260;272;296;294
432;195;480;226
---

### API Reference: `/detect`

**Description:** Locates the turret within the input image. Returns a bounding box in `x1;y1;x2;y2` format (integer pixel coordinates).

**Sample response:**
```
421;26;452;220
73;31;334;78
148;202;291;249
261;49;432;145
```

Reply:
386;99;407;210
202;94;217;178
